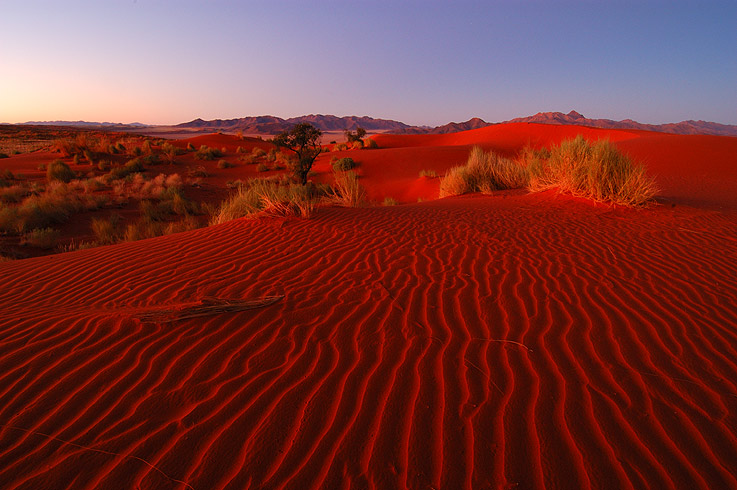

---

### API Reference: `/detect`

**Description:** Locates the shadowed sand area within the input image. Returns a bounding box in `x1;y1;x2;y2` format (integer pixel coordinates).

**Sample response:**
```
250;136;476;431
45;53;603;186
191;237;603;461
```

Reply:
1;124;737;489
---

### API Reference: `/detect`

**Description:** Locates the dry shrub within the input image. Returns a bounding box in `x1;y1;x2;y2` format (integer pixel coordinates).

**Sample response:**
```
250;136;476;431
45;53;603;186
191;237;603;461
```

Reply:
92;214;124;244
383;197;399;206
330;170;366;207
364;138;378;149
21;227;60;249
351;140;364;150
332;143;348;152
47;160;76;183
419;169;437;178
217;159;235;169
0;185;30;203
194;145;223;161
525;136;658;206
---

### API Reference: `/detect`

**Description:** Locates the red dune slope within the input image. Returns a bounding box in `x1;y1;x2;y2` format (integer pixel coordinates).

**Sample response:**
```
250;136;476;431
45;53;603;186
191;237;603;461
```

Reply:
1;188;737;489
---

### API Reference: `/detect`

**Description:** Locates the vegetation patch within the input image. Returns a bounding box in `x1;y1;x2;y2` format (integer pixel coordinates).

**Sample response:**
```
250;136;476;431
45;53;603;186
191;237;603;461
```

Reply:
331;157;356;171
211;178;322;224
47;160;76;183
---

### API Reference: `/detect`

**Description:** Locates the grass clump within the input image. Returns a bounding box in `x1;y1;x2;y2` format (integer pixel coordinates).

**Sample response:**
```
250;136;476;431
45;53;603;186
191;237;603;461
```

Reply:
217;159;236;169
91;214;124;245
21;227;60;249
419;169;437;178
47;160;76;183
525;135;658;206
439;146;529;198
194;145;224;161
331;157;356;171
383;197;399;206
439;138;657;206
330;170;366;207
211;178;320;224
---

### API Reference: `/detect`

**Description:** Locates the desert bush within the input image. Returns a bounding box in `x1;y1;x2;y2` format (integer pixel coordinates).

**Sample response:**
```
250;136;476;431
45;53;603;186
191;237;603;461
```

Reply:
20;227;60;249
257;163;269;172
524;136;658;206
364;138;378;149
0;169;13;181
109;158;145;180
188;165;210;178
53;138;77;157
91;214;124;244
236;146;245;154
333;143;348;151
331;157;356;171
330;170;366;207
194;145;223;161
238;154;256;164
265;148;277;162
83;149;96;165
37;163;47;171
439;146;528;197
351;140;364;150
97;160;111;171
419;169;437;178
161;142;183;163
383;197;399;206
217;159;236;169
211;178;320;224
141;139;153;155
47;160;76;183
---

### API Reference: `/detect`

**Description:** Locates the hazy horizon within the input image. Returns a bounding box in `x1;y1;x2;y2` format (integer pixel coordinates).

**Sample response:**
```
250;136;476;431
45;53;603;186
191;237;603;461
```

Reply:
2;0;736;126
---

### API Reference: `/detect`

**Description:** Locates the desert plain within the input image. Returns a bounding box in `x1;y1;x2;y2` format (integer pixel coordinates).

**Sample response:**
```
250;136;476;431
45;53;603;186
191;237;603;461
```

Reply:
1;121;737;489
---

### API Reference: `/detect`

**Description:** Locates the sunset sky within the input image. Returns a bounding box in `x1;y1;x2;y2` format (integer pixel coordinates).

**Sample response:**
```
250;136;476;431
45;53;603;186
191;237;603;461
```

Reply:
2;0;735;126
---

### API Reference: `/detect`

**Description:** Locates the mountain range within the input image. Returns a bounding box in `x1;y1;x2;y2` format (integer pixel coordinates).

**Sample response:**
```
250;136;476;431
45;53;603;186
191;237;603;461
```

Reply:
15;111;737;137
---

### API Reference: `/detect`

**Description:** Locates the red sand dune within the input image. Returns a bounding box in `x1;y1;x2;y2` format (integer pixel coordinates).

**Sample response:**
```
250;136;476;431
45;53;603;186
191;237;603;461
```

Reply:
1;123;737;489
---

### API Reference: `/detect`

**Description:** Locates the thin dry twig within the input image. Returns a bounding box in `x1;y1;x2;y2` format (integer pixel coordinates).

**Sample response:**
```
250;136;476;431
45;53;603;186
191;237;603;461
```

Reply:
136;295;284;323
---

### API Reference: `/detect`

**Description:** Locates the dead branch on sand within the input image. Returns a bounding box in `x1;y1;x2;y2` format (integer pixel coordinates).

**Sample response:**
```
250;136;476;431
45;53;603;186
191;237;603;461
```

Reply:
136;295;284;323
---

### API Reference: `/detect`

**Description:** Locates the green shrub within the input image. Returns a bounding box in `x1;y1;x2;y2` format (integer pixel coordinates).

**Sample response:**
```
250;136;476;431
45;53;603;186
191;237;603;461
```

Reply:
47;160;75;183
331;157;356;171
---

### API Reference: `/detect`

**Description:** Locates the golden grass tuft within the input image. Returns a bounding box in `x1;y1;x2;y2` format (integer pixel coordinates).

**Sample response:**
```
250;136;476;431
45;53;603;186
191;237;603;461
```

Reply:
525;136;658;206
330;170;366;207
210;178;320;224
439;146;528;198
439;139;657;206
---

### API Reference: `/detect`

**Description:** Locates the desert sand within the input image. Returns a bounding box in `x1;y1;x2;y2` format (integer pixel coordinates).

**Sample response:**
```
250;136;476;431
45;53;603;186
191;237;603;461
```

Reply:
1;123;737;489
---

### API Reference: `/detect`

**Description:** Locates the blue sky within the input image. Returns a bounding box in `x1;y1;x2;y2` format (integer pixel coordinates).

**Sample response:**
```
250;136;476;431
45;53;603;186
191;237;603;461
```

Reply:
1;0;735;126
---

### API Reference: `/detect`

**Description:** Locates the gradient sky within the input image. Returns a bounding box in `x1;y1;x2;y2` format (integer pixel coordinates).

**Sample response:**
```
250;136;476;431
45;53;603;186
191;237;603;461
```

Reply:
1;0;735;126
